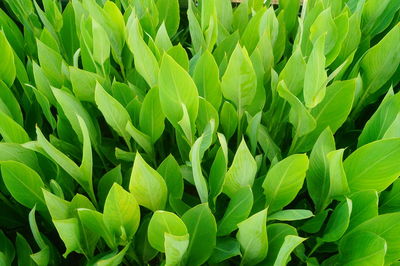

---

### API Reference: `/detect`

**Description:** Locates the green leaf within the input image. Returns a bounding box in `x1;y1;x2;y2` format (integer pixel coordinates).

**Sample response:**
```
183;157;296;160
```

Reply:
97;165;122;207
53;218;83;257
263;154;309;213
221;44;257;117
156;0;179;36
0;111;30;144
86;243;130;266
277;81;316;138
356;23;400;110
306;128;336;211
223;139;257;197
189;120;215;202
103;183;140;244
322;198;352;242
0;80;23;125
147;210;188;252
344;213;400;263
157;154;184;200
274;235;306;266
209;134;229;205
264;223;297;265
129;153;167;211
77;208;115;249
125;121;154;156
1;161;46;211
268;209;314;221
182;203;217;265
348;190;378;231
209;237;240;264
217;186;253;236
220;101;238;140
303;34;327;108
155;23;173;52
139;87;165;143
236;208;268;265
15;233;34;266
36;126;95;202
69;66;104;102
358;90;400;147
158;53;199;137
0;230;15;265
52;87;100;147
193;50;222;109
338;231;386;266
344;138;400;192
295;79;356;152
164;233;189;266
95;81;131;149
126;15;159;88
0;31;16;87
279;48;306;96
327;149;349;199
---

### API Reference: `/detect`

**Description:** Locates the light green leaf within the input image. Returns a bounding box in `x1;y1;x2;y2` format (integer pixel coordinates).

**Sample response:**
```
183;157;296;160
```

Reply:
129;153;167;211
189;120;215;202
263;154;309;213
217;186;253;236
126;15;159;88
274;235;306;266
95;81;131;149
344;213;400;263
303;34;327;108
295;79;356;152
193;51;222;109
344;138;400;192
306;128;336;211
356;23;400;110
77;208;115;249
182;203;217;265
158;53;199;135
155;23;173;52
1;161;46;211
338;231;386;266
221;44;257;117
264;223;297;265
164;233;189;266
236;208;268;265
268;209;314;221
322;198;352;242
103;183;140;244
125;121;154;156
0;31;16;87
52;87;100;147
69;66;103;102
223;139;257;197
157;154;184;200
53;218;82;257
277;81;316;138
327;149;349;199
348;190;378;231
0;111;30;144
139;87;165;143
279;48;306;96
156;0;179;36
220;101;238;140
358;90;400;147
86;243;130;266
148;210;188;252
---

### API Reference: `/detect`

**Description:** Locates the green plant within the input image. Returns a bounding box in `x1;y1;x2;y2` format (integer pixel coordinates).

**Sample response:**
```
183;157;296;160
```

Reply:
0;0;399;265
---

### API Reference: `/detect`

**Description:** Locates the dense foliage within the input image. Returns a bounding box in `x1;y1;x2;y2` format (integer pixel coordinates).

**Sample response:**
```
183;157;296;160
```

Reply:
0;0;399;265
